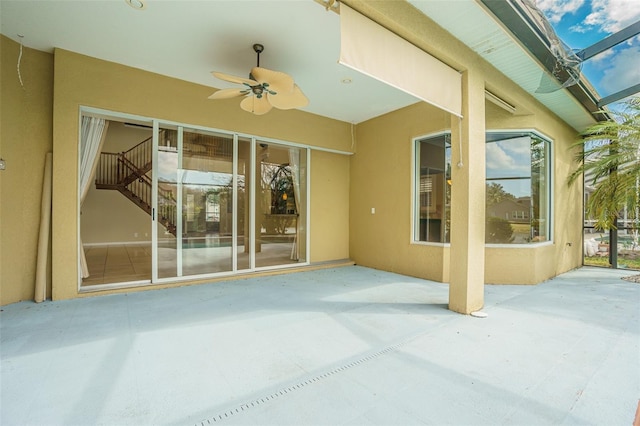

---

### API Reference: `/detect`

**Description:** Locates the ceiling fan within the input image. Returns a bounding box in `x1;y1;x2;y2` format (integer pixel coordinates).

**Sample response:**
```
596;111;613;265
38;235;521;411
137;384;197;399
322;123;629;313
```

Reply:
208;44;309;115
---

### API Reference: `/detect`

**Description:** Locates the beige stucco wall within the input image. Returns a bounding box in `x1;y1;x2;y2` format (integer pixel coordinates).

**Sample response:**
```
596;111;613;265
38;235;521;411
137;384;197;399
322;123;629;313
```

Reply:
484;102;584;284
0;36;54;305
311;150;351;262
2;1;587;304
346;1;584;286
350;102;451;282
52;48;352;300
350;92;583;286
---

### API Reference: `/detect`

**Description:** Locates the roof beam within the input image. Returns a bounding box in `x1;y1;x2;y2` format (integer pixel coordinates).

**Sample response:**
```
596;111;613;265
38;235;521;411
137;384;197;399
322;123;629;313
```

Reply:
576;21;640;61
598;83;640;108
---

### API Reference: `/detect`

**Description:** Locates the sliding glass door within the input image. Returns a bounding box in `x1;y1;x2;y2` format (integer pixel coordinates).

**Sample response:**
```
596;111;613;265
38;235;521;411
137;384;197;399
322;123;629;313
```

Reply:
256;142;307;268
153;125;307;282
181;129;234;275
237;137;252;271
155;126;178;279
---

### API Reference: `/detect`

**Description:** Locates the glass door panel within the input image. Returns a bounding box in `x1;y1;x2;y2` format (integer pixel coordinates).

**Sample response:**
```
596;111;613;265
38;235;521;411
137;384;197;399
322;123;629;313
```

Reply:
156;127;179;279
255;142;307;268
153;126;308;281
296;148;308;262
181;129;233;275
237;137;252;270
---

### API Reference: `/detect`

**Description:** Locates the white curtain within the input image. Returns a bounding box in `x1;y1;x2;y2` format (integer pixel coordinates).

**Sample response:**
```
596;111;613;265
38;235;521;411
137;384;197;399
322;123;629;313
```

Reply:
79;116;109;278
288;148;301;260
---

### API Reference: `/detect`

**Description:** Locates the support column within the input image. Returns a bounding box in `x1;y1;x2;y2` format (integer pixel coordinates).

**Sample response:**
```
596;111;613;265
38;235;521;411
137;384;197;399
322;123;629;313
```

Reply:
449;70;485;314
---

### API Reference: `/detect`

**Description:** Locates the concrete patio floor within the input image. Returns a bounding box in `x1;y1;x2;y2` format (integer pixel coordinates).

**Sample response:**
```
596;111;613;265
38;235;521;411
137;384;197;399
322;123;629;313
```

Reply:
1;265;639;425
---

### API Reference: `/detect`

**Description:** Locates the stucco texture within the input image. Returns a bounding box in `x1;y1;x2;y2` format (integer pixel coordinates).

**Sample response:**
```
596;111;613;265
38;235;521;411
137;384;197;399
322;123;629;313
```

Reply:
1;0;587;305
0;35;54;305
51;48;353;301
345;1;584;291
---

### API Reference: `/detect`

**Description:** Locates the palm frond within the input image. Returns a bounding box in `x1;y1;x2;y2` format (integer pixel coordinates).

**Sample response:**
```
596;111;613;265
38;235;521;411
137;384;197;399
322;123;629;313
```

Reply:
568;97;640;230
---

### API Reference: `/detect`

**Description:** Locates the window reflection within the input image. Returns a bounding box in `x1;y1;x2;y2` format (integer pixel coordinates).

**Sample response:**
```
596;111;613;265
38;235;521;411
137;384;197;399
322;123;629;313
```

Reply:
414;134;451;243
256;143;307;267
485;132;550;244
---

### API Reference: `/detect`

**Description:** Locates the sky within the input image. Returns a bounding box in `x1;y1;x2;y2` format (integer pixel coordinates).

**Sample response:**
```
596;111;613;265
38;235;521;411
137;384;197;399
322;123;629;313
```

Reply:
535;0;640;110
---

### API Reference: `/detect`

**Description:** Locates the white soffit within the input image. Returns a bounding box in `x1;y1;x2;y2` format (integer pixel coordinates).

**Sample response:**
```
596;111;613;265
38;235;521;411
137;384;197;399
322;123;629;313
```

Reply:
408;0;595;131
0;0;418;124
339;4;462;117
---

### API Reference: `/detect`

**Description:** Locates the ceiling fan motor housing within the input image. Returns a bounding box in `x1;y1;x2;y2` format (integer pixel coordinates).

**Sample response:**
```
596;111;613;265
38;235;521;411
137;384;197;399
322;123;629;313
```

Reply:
252;85;265;97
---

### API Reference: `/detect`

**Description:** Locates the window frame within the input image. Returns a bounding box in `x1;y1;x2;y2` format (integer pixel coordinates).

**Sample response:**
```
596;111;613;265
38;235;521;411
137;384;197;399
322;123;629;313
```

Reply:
411;131;452;246
77;106;317;291
485;129;554;247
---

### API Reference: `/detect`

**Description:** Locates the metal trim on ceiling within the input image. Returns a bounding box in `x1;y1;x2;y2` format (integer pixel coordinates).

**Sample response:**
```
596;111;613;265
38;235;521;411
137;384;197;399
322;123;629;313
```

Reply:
479;0;609;122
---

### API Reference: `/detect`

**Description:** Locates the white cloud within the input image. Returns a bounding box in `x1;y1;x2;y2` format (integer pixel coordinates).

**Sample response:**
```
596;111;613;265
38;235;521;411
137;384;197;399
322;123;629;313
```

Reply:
486;142;530;177
584;0;640;33
502;139;531;156
589;47;615;64
536;0;584;23
569;24;589;33
599;45;640;93
486;143;514;172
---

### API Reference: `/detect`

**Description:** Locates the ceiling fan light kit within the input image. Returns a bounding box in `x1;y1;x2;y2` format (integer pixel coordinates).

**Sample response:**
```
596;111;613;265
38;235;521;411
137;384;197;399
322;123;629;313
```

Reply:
209;44;308;115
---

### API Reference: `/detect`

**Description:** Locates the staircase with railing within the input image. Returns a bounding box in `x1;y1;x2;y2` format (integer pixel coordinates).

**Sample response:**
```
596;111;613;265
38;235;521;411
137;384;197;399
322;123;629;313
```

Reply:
95;134;177;236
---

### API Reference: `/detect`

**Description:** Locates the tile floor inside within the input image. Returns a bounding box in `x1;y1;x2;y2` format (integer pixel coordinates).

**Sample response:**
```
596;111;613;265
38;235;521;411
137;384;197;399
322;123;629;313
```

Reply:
82;242;299;286
83;244;152;285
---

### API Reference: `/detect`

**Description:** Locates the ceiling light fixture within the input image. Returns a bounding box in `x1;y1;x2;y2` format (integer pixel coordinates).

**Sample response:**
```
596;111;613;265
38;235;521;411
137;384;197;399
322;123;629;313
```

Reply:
125;0;146;10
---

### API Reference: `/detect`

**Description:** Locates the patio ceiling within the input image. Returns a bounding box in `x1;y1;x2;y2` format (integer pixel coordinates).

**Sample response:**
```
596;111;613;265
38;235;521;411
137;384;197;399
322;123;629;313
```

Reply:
0;0;418;124
409;0;601;131
1;0;602;129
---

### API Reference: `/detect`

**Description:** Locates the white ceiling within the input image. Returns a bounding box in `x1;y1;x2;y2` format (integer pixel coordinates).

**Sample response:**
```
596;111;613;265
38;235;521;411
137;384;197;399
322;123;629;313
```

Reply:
0;0;420;124
1;0;596;129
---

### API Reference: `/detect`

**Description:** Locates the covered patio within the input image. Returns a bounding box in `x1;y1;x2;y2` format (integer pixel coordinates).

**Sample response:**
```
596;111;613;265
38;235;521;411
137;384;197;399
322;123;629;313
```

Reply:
1;265;638;425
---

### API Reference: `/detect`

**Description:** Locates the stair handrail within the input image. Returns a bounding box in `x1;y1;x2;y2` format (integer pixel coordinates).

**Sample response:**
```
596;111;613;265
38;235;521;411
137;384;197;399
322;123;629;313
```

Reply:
118;154;174;202
121;133;153;171
119;154;151;185
95;130;178;235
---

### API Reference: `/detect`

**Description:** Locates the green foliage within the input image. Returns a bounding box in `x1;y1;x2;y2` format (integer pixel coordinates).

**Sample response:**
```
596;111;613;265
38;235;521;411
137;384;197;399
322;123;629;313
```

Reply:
568;97;640;230
584;254;640;270
486;216;514;243
486;182;515;206
262;163;295;215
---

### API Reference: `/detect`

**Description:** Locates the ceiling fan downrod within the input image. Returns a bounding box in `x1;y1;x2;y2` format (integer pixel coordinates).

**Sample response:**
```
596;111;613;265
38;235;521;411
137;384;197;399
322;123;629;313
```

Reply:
253;43;264;67
249;43;269;96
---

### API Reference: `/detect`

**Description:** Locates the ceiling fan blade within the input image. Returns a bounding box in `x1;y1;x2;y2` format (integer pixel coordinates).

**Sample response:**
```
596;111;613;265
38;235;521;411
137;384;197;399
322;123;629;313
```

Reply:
250;67;294;93
268;84;309;110
240;95;273;115
208;88;248;99
211;71;258;86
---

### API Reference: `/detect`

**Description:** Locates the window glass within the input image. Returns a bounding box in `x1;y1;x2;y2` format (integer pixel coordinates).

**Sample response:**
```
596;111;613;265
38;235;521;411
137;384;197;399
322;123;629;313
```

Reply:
485;132;551;244
180;129;233;276
414;134;451;243
530;135;549;241
255;142;307;267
